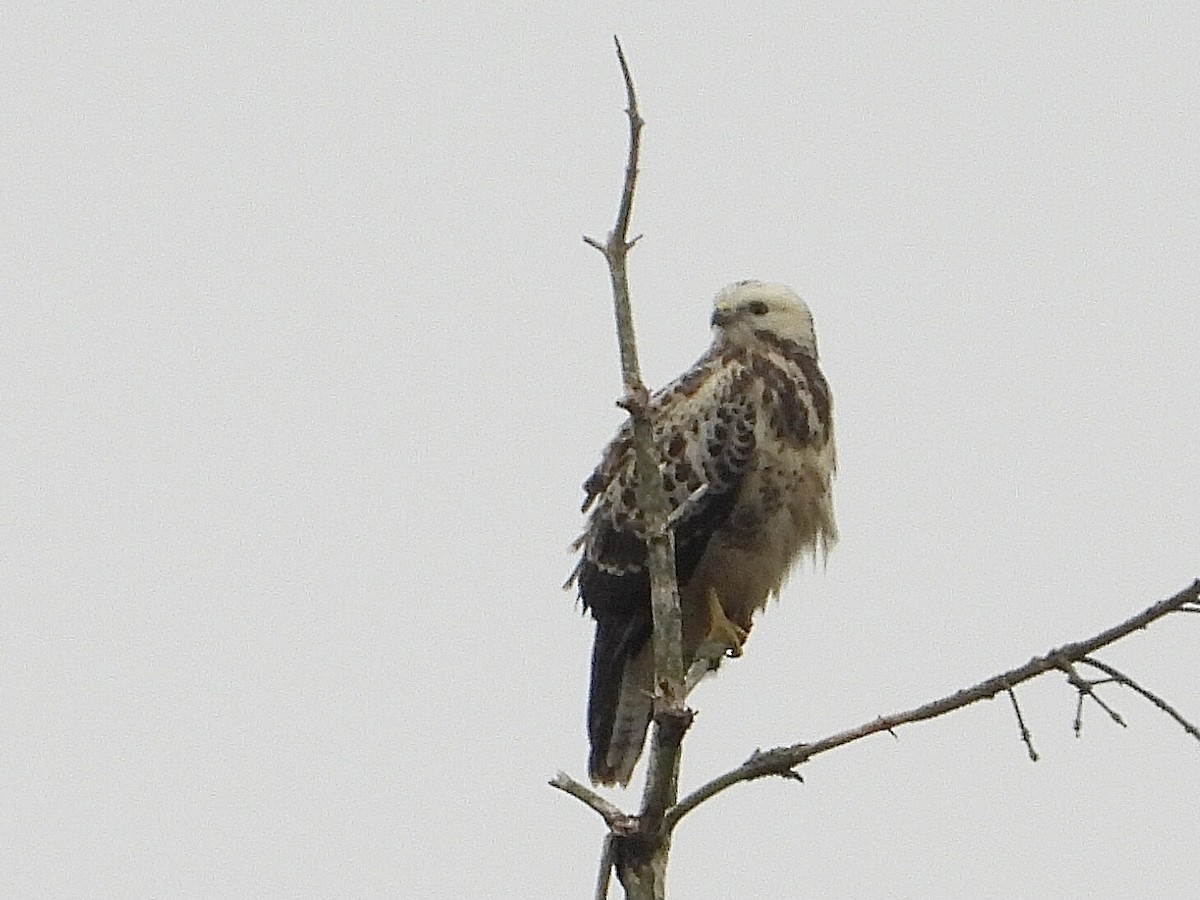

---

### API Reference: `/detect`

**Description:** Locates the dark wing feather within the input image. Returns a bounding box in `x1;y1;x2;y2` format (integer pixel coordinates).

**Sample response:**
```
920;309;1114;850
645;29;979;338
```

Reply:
572;350;758;784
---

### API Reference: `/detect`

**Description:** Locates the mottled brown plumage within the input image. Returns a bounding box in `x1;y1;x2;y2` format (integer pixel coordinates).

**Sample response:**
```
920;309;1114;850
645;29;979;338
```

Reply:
569;281;837;786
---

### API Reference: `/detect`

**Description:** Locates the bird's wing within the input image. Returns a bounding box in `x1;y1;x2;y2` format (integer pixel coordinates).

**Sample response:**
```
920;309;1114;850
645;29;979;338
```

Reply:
572;347;760;785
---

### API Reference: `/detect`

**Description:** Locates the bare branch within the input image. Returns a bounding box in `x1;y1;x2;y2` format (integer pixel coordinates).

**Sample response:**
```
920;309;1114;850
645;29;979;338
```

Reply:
666;579;1200;828
1005;685;1039;762
1080;656;1200;744
611;37;643;257
583;35;685;711
583;36;684;899
665;483;710;529
1057;659;1126;730
595;835;616;900
1072;688;1087;737
582;34;647;396
638;705;693;832
684;651;721;695
549;771;637;834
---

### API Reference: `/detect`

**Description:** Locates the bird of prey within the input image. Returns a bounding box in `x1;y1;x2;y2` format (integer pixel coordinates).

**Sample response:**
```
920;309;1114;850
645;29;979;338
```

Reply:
569;280;837;786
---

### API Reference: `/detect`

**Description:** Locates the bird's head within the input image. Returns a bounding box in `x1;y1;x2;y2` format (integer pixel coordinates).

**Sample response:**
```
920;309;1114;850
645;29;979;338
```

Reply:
710;280;819;357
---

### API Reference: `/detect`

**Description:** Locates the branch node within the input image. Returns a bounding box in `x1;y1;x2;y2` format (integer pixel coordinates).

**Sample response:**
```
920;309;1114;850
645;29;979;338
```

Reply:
1056;657;1127;731
615;384;651;415
745;746;807;783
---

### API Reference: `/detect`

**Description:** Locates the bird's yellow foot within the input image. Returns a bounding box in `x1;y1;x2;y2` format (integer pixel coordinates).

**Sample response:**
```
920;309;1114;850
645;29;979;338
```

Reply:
705;587;748;658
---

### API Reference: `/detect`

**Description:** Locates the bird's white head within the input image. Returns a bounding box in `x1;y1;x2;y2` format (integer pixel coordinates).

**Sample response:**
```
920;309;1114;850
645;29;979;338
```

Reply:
710;280;819;357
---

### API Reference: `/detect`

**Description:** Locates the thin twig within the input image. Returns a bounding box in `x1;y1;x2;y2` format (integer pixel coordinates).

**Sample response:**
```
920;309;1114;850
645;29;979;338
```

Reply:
665;483;710;529
665;579;1200;829
1005;684;1039;762
1080;656;1200;744
684;654;720;695
1073;689;1086;737
611;38;643;258
1058;659;1126;729
583;35;647;396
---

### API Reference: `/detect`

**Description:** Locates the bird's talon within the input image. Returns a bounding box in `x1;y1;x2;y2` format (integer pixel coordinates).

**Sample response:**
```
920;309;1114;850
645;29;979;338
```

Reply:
705;587;748;658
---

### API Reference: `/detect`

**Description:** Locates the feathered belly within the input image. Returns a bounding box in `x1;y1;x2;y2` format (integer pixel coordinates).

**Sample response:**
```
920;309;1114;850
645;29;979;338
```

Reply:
679;442;835;645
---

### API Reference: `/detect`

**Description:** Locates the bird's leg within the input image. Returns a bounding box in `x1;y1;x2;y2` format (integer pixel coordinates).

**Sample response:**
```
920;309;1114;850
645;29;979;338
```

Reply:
687;588;751;694
703;586;748;658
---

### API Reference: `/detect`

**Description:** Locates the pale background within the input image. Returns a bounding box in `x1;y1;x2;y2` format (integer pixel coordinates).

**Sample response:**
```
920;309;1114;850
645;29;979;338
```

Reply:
3;4;1198;898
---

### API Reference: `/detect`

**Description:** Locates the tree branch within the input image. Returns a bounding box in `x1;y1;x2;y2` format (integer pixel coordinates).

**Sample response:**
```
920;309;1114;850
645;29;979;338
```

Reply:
581;35;688;899
1059;658;1126;732
549;771;637;833
665;579;1200;829
1079;656;1200;742
594;836;616;900
1004;684;1039;762
582;36;685;712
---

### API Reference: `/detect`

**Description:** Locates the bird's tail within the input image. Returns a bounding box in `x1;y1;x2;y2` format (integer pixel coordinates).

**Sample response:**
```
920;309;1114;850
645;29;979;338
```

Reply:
588;615;654;786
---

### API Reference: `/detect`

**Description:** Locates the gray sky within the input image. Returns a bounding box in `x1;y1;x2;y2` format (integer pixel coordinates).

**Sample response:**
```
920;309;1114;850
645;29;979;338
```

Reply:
4;4;1198;898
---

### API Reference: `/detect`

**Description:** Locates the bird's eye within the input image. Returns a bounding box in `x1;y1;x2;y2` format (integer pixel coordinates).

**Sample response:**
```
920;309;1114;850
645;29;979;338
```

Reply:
747;300;769;316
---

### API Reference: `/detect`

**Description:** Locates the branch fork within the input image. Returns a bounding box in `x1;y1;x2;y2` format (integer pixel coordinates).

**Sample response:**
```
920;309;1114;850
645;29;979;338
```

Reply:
615;385;650;417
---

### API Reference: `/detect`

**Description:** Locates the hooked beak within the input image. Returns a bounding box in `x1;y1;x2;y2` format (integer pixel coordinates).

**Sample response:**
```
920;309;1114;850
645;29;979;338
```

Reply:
710;308;736;328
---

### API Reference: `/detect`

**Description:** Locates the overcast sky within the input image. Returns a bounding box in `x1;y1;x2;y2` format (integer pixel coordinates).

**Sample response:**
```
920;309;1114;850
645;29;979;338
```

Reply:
4;4;1198;899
